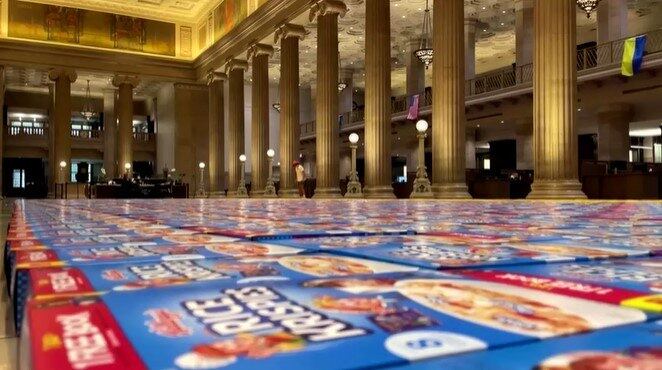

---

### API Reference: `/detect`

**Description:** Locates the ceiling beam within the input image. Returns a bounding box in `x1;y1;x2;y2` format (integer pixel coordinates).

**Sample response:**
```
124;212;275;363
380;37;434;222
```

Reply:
0;38;197;83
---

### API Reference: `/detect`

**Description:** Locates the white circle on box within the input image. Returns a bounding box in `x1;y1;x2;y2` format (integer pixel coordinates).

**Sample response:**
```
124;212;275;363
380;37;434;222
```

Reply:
385;331;487;361
175;352;236;369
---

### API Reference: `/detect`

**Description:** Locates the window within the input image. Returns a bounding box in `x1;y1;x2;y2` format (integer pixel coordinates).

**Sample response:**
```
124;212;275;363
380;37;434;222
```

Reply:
483;159;491;170
12;169;25;189
70;163;78;183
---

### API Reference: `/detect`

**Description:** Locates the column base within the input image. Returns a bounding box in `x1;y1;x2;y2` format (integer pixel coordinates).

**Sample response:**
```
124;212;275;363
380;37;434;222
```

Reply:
364;186;395;199
432;183;472;199
313;186;342;198
279;188;301;198
227;190;249;198
527;180;586;200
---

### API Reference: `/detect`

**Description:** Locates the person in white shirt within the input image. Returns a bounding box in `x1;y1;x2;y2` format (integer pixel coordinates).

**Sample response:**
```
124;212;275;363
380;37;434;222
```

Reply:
293;161;306;197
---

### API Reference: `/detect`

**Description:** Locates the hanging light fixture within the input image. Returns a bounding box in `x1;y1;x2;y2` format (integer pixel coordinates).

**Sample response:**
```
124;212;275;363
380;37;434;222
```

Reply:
337;51;347;92
80;80;97;121
415;0;433;68
576;0;601;18
272;103;281;112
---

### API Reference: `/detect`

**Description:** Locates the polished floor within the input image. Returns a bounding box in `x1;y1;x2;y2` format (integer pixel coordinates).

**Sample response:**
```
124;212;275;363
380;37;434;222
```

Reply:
0;200;16;370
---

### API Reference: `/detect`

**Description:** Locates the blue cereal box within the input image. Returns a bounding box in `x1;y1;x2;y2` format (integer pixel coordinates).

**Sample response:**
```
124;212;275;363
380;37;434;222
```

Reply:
26;271;649;370
271;235;646;270
457;257;662;313
392;320;662;370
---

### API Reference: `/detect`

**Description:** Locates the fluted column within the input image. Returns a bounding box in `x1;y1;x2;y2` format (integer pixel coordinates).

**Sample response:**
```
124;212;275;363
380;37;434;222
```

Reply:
0;66;4;193
102;89;117;178
248;43;274;196
515;0;534;66
310;0;347;198
465;18;479;80
48;68;77;184
276;23;306;198
207;71;227;196
406;38;426;96
112;75;139;175
226;59;248;197
597;103;633;162
364;0;394;198
528;0;585;199
431;0;471;198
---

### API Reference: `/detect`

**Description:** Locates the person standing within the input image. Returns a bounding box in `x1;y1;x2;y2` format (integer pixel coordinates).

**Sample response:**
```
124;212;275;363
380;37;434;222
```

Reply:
293;161;306;197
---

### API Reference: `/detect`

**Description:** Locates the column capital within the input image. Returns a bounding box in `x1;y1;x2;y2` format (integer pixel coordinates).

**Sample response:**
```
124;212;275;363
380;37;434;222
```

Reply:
207;71;227;85
274;23;306;44
309;0;347;22
247;43;274;61
112;75;139;88
464;18;480;29
225;58;249;74
48;68;77;83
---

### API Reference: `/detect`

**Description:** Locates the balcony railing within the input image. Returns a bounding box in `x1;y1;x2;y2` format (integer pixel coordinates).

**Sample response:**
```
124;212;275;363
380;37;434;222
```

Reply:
71;129;103;139
300;28;662;138
7;126;45;136
133;132;155;142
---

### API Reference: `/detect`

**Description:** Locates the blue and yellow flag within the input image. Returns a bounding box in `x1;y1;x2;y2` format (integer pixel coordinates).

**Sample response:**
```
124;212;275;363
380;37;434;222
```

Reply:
621;35;647;76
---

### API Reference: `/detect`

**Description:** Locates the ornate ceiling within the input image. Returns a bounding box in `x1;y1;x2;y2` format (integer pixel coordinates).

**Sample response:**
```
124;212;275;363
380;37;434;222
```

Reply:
259;0;662;96
19;0;220;23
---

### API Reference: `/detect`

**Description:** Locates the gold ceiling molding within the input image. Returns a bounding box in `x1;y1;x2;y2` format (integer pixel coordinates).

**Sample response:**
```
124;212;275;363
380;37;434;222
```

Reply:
18;0;220;24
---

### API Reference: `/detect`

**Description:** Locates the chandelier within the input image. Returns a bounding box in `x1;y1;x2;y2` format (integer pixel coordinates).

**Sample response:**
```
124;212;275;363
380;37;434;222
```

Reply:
576;0;601;18
337;51;347;92
415;0;433;68
80;80;97;121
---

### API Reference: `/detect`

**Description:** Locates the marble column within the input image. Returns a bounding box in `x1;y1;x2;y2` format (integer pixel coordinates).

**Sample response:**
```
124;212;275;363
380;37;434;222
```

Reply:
364;0;394;198
338;68;354;114
515;0;534;66
406;38;426;96
0;67;4;193
465;18;479;80
528;0;586;199
207;71;227;196
275;23;306;198
102;89;117;178
597;0;628;44
515;117;534;170
310;0;347;198
597;103;633;162
248;43;274;196
112;75;139;175
226;59;248;197
431;0;471;198
48;68;77;184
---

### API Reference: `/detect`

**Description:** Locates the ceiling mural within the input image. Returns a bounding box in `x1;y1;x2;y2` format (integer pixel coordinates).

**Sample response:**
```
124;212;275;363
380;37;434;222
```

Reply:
18;0;221;23
8;0;177;56
4;0;662;96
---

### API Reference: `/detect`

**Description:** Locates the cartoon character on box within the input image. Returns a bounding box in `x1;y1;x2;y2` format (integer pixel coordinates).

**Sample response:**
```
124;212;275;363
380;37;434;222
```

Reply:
537;347;662;370
175;332;305;369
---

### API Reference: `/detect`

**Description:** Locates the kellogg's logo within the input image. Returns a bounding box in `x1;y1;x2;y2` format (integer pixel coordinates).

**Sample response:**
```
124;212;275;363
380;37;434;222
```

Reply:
144;309;192;338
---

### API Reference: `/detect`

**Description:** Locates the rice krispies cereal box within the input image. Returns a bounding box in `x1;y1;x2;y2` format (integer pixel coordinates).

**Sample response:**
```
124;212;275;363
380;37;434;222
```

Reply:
391;320;662;370
26;270;649;370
